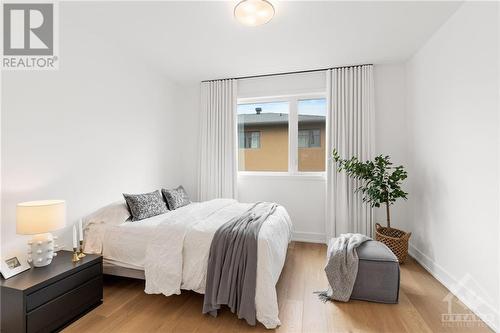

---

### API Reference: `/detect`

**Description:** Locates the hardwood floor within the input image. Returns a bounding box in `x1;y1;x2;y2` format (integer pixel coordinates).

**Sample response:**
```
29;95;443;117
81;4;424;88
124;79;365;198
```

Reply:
64;242;492;333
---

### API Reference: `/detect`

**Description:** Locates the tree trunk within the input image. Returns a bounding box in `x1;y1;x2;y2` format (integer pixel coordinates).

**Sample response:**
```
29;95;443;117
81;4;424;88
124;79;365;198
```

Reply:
386;201;391;228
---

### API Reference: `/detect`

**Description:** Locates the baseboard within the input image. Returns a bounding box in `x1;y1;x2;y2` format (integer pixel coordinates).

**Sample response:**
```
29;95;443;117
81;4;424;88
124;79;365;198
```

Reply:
409;244;498;332
292;231;326;244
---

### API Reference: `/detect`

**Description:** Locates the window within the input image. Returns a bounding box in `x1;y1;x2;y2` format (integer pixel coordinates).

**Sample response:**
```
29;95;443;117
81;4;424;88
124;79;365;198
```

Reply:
237;101;289;172
298;129;321;148
240;131;261;149
298;98;326;172
237;95;326;174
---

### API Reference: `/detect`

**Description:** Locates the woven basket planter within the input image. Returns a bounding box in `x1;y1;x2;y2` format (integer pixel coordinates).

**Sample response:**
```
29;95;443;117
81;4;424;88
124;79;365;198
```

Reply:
375;223;411;264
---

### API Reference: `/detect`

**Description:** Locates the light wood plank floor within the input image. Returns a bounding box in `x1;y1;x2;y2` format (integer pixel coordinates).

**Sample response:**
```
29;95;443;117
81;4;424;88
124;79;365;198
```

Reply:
64;242;492;333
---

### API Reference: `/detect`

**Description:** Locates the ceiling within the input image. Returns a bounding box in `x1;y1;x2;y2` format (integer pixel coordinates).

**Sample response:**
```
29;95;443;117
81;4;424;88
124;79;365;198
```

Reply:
63;1;462;83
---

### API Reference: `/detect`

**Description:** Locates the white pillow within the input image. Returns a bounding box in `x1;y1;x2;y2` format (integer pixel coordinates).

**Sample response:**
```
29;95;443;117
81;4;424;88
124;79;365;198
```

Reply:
83;200;131;254
84;200;131;226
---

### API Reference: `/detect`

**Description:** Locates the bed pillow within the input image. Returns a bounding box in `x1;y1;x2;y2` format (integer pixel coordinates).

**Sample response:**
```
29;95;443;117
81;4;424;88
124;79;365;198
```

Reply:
82;200;132;254
123;190;169;221
83;200;131;226
161;186;191;210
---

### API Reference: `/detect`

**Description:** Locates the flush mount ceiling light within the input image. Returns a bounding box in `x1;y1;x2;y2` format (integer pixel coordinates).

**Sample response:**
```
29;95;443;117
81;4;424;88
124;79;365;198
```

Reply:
234;0;275;27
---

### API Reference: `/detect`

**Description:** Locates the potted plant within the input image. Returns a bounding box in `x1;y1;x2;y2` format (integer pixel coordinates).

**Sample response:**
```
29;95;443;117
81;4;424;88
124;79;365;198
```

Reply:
332;150;411;263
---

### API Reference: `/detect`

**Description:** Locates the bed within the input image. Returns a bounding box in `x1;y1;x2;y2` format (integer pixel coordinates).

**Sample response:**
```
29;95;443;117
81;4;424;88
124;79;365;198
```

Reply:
83;198;292;329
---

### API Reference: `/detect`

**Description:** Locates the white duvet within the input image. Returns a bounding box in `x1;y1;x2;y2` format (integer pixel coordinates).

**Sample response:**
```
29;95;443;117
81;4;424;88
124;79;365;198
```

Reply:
84;199;292;329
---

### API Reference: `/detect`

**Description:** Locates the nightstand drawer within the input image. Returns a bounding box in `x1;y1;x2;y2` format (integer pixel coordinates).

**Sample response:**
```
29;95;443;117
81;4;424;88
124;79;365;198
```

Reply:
26;263;102;312
26;275;102;333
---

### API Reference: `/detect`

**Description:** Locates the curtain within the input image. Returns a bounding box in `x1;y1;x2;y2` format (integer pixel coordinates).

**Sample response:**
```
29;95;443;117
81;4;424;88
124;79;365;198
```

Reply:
198;79;238;201
325;65;375;239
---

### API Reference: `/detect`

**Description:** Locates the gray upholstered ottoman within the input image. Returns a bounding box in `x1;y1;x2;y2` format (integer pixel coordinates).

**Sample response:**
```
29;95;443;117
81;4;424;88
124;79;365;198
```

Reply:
351;240;400;303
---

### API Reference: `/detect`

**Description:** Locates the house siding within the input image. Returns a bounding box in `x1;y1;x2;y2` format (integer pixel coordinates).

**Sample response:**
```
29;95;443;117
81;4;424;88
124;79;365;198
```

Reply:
238;122;325;171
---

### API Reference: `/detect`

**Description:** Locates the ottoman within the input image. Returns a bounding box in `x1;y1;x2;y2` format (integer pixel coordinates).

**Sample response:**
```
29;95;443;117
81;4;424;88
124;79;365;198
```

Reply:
350;240;400;303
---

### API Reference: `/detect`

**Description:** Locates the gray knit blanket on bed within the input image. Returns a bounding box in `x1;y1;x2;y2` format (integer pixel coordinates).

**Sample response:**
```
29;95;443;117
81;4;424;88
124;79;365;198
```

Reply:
317;233;371;302
202;202;277;326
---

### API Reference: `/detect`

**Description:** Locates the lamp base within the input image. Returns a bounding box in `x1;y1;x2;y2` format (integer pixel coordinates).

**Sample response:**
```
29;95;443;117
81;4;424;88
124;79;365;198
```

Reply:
28;233;58;267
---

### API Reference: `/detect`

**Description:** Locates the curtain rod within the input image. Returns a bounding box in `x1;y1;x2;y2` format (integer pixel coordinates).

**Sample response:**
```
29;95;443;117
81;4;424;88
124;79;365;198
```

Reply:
201;63;373;83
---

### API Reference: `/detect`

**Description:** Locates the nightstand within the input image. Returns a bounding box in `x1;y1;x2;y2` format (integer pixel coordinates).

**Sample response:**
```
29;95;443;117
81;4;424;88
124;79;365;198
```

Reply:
1;251;103;333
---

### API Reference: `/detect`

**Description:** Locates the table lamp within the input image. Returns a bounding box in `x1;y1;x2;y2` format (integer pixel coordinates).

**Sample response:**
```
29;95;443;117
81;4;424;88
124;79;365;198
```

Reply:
16;200;65;267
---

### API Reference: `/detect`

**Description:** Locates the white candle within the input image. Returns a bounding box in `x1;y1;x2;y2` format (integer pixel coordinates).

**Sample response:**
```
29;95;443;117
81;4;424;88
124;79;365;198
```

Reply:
79;219;83;242
73;225;77;249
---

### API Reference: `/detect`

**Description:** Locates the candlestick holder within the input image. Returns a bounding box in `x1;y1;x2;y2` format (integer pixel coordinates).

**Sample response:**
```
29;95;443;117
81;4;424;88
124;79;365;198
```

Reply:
72;247;80;263
78;240;86;259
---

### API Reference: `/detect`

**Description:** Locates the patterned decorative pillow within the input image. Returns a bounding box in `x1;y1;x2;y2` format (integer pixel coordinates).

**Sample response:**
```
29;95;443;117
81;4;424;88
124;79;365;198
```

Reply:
161;186;191;210
123;190;169;221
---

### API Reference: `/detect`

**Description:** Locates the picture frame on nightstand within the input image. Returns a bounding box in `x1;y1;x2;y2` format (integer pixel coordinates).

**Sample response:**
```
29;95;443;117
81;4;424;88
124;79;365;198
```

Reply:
0;252;30;279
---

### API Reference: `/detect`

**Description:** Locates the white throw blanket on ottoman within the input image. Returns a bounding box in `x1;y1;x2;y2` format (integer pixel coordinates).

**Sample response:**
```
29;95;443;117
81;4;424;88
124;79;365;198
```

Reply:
319;233;371;302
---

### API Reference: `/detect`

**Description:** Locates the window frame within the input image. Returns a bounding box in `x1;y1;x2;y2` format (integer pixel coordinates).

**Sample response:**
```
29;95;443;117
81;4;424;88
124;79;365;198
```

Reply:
236;93;327;177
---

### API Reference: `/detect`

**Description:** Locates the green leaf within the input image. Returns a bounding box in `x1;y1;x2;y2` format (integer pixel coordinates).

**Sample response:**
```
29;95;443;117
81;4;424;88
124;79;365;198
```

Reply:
332;150;408;226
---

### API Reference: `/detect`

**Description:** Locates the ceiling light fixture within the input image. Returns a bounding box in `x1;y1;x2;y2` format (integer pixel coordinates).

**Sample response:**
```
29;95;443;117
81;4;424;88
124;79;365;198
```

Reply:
234;0;275;27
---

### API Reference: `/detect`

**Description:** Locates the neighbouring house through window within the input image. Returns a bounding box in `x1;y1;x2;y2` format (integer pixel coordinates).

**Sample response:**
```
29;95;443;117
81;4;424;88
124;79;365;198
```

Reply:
237;96;326;174
241;131;261;149
297;98;326;172
298;129;321;148
237;101;289;172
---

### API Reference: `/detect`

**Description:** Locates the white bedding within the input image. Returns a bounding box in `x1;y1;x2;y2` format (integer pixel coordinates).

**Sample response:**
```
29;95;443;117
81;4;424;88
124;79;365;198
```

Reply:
84;199;292;329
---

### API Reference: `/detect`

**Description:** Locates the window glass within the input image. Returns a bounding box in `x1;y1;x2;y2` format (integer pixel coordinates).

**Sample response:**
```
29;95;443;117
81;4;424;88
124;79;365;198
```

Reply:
298;129;321;148
237;101;289;171
297;99;326;171
240;131;260;149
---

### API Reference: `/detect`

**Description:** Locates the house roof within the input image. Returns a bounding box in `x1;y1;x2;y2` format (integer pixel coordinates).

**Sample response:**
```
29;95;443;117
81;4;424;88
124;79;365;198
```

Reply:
238;113;325;126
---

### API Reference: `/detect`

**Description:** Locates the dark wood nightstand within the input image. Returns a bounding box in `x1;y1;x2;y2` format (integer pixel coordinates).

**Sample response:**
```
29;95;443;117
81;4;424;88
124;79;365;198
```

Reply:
1;251;103;333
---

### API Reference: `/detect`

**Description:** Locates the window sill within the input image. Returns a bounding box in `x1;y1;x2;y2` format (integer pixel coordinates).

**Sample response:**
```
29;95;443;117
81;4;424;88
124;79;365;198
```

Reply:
237;172;326;181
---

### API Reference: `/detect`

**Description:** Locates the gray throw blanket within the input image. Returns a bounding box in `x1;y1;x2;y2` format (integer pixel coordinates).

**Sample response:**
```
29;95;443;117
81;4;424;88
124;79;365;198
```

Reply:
318;233;371;302
203;202;277;326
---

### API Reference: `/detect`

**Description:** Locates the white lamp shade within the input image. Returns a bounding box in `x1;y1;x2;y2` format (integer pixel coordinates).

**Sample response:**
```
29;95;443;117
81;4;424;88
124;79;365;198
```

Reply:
16;200;66;235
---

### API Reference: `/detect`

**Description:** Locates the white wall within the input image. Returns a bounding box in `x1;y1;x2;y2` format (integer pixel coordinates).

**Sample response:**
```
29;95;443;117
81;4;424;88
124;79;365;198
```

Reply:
1;19;180;254
238;174;327;242
174;82;200;199
405;2;499;329
237;71;326;98
373;64;410;231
